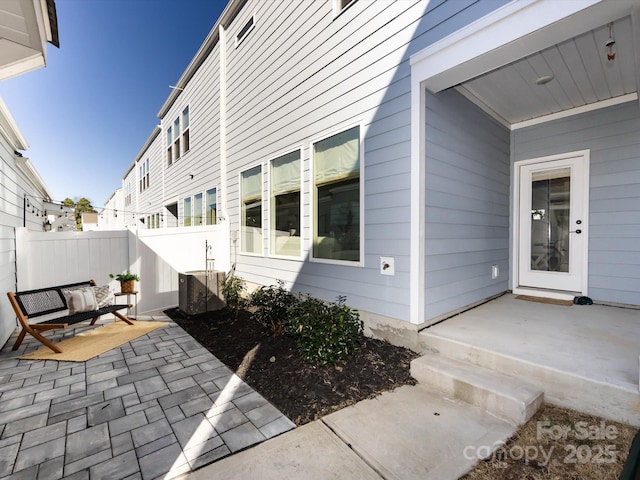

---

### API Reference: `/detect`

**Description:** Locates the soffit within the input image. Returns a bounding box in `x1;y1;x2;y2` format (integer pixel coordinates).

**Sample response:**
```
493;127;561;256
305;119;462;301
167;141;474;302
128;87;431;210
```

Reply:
458;15;638;125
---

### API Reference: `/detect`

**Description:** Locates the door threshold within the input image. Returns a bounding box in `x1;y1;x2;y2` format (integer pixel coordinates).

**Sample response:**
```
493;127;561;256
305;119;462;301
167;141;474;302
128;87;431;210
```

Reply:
512;287;578;301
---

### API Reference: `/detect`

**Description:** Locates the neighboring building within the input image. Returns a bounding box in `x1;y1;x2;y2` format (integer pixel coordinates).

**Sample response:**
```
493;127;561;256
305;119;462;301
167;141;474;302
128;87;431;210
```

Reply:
0;1;60;347
117;0;640;348
100;188;125;230
81;212;99;231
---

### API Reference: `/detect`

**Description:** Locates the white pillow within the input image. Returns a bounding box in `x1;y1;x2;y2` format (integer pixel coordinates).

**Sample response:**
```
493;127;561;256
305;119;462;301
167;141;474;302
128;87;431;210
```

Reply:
92;284;113;308
63;287;98;315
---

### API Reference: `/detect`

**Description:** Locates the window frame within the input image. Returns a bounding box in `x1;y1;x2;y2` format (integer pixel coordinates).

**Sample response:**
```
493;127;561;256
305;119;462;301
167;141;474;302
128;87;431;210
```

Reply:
182;106;190;154
183;196;192;227
310;124;364;266
167;127;173;166
125;181;132;207
166;105;190;167
139;158;150;192
268;148;303;259
194;192;203;226
333;0;357;18
235;14;255;47
206;187;217;225
239;164;264;256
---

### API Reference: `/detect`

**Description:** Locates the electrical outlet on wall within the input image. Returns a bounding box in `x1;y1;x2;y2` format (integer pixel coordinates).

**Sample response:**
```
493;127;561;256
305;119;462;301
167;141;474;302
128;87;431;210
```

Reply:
492;264;499;279
380;257;395;276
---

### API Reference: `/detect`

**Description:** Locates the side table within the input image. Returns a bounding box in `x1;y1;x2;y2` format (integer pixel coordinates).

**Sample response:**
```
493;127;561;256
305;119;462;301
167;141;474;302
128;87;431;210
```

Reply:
114;291;138;320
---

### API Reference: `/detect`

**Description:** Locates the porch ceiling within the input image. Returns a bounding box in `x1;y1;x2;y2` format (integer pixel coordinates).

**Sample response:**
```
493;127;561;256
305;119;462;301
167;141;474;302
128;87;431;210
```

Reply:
456;13;639;127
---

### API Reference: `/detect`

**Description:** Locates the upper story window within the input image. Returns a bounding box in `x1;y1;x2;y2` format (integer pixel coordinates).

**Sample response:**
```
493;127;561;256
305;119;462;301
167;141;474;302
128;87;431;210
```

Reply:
173;118;181;161
182;107;190;153
167;127;173;166
334;0;356;17
270;150;301;257
236;15;255;46
167;106;190;166
139;159;150;192
312;125;361;263
125;182;132;207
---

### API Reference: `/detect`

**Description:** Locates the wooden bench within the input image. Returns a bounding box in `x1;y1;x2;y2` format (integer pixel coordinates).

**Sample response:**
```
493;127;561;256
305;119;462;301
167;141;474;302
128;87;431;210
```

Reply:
7;280;134;353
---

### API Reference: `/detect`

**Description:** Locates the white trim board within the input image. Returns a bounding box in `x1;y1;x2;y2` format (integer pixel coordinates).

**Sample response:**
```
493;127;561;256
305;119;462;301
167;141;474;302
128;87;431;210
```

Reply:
511;93;639;130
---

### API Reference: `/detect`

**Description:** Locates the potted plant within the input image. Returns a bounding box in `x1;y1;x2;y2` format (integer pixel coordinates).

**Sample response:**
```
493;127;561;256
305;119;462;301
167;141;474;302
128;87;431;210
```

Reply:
109;271;140;293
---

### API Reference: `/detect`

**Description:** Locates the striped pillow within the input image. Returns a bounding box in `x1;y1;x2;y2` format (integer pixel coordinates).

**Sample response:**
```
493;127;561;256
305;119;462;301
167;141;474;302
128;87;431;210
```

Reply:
63;287;97;315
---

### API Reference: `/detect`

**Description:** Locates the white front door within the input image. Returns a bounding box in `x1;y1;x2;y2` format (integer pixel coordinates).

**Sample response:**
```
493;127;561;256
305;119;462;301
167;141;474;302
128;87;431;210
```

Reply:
516;151;589;294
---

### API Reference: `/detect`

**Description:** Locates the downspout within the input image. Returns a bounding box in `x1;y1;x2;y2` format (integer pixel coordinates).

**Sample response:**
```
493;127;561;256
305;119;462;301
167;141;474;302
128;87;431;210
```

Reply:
219;23;233;270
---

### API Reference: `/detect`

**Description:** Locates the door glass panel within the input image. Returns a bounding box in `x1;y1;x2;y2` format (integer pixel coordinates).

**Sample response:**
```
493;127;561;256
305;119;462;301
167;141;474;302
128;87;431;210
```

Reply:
530;168;570;272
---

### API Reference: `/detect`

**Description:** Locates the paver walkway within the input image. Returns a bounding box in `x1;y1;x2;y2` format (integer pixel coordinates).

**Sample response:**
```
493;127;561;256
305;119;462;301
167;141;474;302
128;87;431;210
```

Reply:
0;312;295;479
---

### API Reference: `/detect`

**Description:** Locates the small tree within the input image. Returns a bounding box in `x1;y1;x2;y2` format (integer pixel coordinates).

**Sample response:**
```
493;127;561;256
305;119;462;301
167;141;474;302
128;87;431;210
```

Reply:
63;197;97;230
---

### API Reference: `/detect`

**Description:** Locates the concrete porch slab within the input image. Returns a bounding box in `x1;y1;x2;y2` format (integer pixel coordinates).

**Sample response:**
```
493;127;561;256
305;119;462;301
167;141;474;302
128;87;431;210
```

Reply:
419;294;640;426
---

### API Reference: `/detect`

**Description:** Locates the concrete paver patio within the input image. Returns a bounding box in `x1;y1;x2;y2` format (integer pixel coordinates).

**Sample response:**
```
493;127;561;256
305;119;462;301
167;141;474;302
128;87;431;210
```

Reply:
0;312;295;479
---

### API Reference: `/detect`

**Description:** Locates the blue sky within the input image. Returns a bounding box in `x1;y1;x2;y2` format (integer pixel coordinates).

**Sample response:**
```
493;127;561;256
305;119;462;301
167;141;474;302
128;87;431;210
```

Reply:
0;0;228;209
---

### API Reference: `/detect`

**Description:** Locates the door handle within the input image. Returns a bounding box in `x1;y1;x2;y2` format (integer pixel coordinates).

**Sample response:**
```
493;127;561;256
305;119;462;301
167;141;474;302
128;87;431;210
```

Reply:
570;229;582;234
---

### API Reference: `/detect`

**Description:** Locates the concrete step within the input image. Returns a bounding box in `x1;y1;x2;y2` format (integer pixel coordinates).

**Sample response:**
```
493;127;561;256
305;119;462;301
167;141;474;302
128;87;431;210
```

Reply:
419;330;640;427
411;353;544;425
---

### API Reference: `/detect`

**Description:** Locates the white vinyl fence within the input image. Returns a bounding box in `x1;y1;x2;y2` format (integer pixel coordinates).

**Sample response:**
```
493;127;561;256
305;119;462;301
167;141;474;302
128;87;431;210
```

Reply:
15;225;230;315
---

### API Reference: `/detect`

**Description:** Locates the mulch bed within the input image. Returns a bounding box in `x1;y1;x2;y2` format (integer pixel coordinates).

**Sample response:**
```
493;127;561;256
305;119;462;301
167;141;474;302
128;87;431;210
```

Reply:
164;307;418;425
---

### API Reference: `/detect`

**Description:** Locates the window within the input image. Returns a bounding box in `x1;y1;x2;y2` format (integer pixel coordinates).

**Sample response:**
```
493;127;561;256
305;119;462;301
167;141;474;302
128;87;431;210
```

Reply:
270;151;301;256
334;0;357;16
173;118;181;161
241;165;262;254
182;107;190;153
125;182;132;207
183;197;192;227
236;15;254;45
139;159;150;192
167;127;173;166
313;126;361;262
206;188;217;225
166;106;190;166
340;0;356;9
194;193;203;226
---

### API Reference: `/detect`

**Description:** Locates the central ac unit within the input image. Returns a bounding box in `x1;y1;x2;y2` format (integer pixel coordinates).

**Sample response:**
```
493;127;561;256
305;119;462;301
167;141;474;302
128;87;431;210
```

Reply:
178;270;225;315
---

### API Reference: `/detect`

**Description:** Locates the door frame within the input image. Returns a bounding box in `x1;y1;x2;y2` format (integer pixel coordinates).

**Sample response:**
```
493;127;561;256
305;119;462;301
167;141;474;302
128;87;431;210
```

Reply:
512;150;590;300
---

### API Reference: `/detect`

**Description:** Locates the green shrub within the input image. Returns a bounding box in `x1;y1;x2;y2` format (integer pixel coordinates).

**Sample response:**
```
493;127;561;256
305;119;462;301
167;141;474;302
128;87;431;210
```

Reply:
291;294;363;365
221;274;246;312
249;280;298;335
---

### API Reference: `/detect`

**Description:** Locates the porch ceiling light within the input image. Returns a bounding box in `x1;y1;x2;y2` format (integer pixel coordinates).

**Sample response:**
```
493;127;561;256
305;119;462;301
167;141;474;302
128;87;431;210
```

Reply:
534;75;554;85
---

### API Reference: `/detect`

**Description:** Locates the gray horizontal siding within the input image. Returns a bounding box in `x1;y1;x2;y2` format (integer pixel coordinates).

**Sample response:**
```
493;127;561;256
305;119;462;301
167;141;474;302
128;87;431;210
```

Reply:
224;0;508;322
424;89;510;321
513;101;640;306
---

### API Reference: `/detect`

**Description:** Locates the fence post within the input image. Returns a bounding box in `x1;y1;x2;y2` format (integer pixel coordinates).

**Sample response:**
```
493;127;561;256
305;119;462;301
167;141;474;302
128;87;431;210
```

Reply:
15;228;29;291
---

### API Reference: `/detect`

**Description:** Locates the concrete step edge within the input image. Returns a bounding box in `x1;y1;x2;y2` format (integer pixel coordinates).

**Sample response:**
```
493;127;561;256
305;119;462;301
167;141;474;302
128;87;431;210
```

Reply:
411;353;543;424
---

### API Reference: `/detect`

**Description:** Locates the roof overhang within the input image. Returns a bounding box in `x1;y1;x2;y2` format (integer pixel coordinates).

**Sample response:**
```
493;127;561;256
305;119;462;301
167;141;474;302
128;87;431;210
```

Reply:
0;96;28;149
410;0;640;128
0;0;60;81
